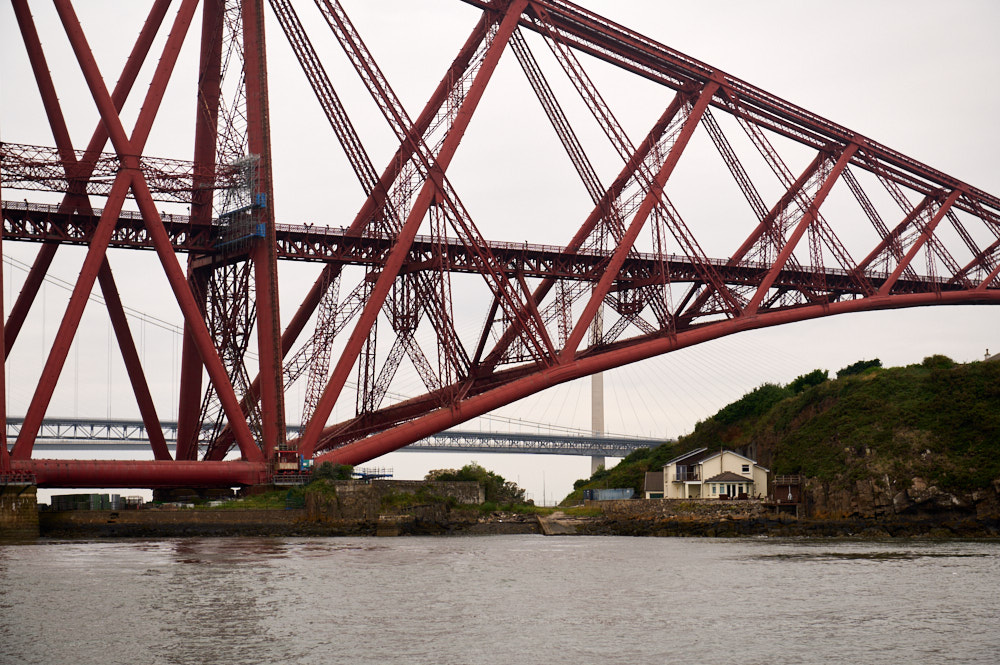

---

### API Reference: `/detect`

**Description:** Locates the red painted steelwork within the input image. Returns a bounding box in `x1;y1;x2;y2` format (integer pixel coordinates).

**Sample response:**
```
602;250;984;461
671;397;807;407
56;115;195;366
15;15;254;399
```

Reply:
12;459;266;489
314;289;1000;466
243;0;288;458
2;0;998;488
561;81;720;359
0;196;6;474
4;0;172;355
298;0;532;459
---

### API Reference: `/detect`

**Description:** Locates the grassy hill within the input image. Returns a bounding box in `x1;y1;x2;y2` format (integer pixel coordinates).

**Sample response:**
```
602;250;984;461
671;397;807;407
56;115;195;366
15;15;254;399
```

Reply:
562;356;1000;504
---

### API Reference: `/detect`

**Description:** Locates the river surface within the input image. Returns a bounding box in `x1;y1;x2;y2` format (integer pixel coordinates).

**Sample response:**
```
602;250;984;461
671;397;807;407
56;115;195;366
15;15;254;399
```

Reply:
1;535;997;664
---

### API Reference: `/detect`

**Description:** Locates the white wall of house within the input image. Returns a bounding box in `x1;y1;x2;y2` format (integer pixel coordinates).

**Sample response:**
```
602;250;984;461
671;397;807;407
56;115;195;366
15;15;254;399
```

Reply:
661;451;768;499
752;466;768;498
703;477;755;498
662;461;694;499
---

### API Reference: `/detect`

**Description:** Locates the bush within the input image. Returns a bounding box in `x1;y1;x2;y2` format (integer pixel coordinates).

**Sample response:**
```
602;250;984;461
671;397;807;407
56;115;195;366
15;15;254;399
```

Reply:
312;461;354;481
789;369;828;394
837;358;881;378
715;383;790;425
426;463;528;504
921;354;955;370
620;447;652;464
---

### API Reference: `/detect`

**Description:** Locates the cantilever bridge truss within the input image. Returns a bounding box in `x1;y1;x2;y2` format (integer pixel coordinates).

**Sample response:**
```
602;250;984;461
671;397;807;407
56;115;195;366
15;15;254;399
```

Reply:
1;0;998;488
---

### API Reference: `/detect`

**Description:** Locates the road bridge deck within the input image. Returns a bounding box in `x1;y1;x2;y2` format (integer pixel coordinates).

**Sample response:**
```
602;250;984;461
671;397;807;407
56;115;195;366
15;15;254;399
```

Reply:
7;418;662;458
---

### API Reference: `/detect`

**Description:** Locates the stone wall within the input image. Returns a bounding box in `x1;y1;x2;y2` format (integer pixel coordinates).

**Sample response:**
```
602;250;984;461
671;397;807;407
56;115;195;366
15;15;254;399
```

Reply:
35;480;486;537
305;479;483;521
377;480;485;505
0;484;39;539
40;508;314;537
591;497;768;521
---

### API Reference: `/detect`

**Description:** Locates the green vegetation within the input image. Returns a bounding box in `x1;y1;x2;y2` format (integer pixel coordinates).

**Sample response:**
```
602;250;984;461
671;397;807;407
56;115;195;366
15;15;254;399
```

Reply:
563;356;1000;503
312;461;354;481
380;485;458;510
789;369;828;394
378;468;544;515
426;463;528;504
476;501;549;515
568;506;604;517
209;487;306;510
213;461;542;515
837;358;882;378
421;463;545;514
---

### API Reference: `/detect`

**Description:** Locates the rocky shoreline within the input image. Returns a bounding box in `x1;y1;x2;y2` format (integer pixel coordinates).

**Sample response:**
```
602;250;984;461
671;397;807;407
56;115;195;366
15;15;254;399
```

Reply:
36;506;543;539
33;506;1000;540
574;514;1000;538
22;476;1000;540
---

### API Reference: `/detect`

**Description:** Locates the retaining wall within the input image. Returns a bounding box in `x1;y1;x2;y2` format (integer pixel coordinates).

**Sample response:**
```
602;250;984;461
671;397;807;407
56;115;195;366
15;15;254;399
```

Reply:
1;485;39;538
40;508;315;537
589;498;768;520
307;479;483;521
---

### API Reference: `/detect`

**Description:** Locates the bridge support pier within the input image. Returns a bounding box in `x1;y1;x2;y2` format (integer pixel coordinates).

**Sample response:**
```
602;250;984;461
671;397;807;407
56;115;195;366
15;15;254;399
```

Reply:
0;483;39;539
591;456;605;476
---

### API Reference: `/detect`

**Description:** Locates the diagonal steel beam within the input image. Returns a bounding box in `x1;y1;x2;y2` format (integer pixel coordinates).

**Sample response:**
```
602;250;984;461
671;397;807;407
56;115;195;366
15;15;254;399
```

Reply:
27;0;263;463
878;190;961;296
744;144;858;315
299;0;530;459
5;0;172;356
561;81;720;359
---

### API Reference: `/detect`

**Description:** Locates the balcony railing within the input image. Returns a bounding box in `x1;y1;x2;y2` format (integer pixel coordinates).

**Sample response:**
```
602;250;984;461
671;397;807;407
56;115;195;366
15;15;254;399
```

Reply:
673;471;700;482
774;475;802;485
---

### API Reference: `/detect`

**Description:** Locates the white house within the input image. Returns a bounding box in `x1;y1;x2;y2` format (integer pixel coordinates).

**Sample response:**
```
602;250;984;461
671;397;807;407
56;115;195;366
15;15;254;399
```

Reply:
644;448;769;499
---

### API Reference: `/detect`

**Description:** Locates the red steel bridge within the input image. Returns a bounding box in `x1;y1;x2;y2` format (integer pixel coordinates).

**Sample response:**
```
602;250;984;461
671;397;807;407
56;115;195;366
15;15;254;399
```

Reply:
1;0;998;488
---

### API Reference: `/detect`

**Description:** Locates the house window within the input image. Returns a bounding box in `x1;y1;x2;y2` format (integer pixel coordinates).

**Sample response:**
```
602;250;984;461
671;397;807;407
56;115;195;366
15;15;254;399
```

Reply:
742;464;750;473
712;484;717;494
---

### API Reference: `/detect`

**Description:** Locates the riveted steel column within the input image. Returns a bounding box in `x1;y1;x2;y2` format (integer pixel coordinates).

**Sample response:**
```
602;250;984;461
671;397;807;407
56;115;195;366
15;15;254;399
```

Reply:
243;0;287;459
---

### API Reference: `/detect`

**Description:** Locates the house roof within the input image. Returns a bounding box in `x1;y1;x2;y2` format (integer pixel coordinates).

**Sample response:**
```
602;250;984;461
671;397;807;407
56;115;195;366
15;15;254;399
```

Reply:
705;471;755;483
643;471;664;492
664;447;710;466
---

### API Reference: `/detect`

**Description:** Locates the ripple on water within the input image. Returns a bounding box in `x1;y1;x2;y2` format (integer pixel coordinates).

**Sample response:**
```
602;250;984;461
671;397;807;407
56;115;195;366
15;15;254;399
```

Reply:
0;536;996;665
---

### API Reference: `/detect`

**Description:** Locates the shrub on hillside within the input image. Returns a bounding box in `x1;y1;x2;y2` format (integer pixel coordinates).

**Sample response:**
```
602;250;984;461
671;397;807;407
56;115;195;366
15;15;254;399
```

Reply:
789;369;828;394
837;358;881;378
715;383;790;425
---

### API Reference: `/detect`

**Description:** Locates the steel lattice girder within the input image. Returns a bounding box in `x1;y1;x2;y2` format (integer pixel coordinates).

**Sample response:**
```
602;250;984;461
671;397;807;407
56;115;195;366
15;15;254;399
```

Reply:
1;0;998;487
0;204;973;298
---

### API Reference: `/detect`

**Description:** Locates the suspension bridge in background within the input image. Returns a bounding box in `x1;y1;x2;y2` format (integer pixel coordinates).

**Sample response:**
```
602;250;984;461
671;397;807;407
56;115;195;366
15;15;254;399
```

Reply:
10;417;660;458
1;0;998;489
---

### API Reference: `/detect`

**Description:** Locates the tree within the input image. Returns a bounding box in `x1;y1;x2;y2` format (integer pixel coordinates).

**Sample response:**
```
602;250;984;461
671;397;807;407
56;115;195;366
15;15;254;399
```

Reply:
426;463;528;504
837;358;882;378
789;369;828;394
922;354;955;370
714;383;790;425
312;461;353;481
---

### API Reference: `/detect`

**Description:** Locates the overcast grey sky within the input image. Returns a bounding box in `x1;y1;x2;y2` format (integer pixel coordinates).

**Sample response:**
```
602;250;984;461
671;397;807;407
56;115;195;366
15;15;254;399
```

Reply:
2;0;998;503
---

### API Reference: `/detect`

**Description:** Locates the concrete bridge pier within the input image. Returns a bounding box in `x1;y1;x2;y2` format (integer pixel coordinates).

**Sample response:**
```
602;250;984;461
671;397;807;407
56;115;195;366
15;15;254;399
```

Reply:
1;483;39;539
590;310;606;478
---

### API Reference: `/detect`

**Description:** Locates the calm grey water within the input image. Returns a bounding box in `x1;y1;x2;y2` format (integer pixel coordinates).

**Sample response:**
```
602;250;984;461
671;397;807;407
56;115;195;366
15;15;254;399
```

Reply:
1;536;997;664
